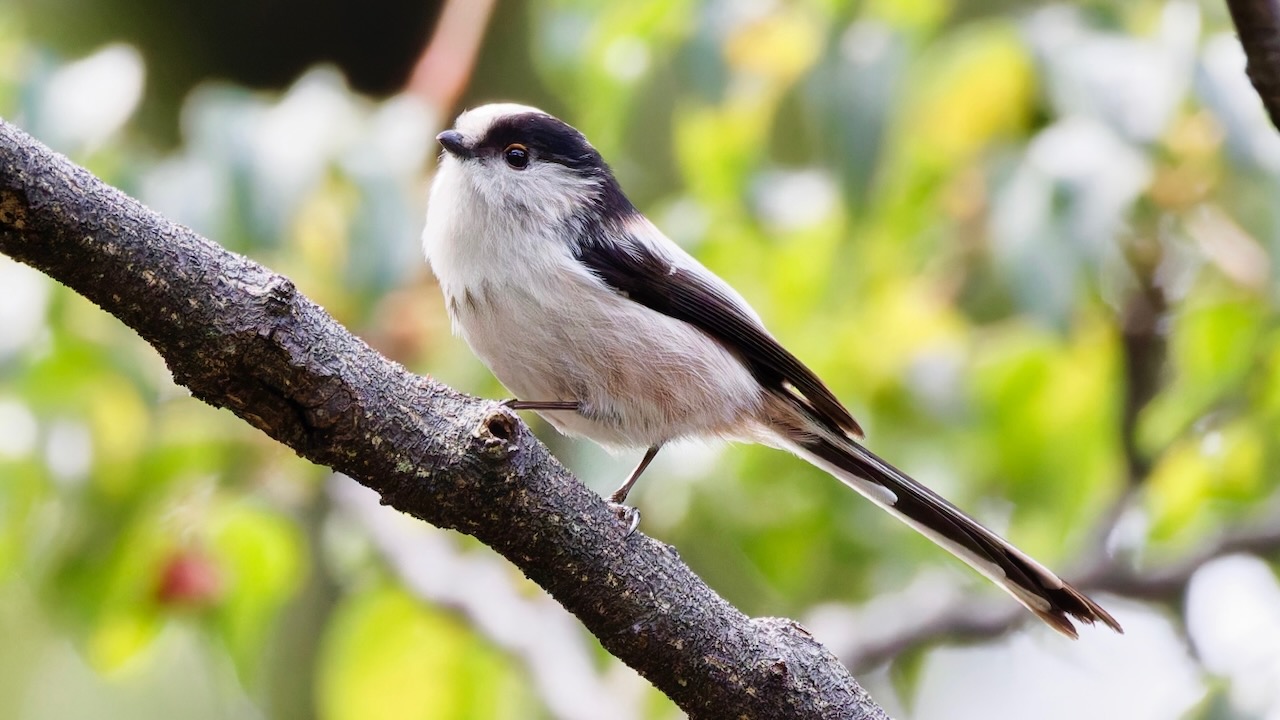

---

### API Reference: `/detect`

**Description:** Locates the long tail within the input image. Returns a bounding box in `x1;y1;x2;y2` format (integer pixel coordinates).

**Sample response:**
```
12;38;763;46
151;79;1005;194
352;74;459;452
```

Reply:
787;434;1122;637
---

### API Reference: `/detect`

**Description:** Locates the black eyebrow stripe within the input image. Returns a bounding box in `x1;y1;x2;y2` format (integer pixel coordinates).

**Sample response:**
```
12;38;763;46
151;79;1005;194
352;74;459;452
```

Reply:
478;113;602;171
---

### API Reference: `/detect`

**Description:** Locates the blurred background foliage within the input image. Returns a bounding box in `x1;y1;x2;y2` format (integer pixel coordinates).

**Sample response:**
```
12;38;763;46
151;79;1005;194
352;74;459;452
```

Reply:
0;0;1278;717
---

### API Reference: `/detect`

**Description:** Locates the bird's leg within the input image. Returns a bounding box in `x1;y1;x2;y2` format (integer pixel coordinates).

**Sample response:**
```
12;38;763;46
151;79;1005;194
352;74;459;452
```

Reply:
608;445;661;536
609;445;661;504
502;399;580;411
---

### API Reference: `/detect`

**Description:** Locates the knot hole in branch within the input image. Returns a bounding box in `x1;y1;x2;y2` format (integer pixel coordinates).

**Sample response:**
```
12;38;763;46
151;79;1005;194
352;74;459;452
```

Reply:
479;408;519;445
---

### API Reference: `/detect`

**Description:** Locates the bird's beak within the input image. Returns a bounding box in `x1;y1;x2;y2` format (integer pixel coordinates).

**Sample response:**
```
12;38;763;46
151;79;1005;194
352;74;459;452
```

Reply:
436;130;471;159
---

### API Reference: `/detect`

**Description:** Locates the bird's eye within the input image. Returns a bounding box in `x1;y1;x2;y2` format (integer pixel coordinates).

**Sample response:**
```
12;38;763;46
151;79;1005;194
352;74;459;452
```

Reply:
503;144;529;169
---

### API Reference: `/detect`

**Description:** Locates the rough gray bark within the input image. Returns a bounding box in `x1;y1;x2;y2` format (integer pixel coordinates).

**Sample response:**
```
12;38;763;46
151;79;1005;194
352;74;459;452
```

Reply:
0;119;888;720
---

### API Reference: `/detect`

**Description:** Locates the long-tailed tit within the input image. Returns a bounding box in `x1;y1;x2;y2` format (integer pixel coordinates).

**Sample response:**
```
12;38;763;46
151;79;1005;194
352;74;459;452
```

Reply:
422;103;1122;637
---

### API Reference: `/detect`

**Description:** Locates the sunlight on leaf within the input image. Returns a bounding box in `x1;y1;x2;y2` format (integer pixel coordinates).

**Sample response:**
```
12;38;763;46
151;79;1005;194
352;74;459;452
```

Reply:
863;0;951;33
905;23;1034;171
724;9;822;84
88;611;159;671
1147;421;1265;544
318;585;537;720
88;381;149;497
1139;295;1265;453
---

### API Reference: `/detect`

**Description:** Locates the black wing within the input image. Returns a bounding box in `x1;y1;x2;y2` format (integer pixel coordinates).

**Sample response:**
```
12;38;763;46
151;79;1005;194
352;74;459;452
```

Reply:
575;233;863;439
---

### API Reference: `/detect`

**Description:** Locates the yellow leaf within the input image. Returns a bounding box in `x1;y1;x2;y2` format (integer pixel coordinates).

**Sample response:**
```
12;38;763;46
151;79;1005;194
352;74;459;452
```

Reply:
906;24;1034;168
725;11;822;84
318;586;534;720
88;612;158;672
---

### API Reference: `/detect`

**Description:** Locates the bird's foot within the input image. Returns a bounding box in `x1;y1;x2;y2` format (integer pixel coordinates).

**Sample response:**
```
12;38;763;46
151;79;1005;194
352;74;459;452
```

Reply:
607;502;641;537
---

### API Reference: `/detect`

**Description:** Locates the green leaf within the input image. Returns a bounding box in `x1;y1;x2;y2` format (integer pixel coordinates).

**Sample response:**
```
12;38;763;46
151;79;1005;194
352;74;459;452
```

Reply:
209;501;304;673
1140;295;1266;453
888;645;929;711
317;585;539;720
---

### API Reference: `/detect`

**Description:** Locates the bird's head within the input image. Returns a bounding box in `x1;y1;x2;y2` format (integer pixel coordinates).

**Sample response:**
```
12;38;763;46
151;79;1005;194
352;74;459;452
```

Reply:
432;103;632;227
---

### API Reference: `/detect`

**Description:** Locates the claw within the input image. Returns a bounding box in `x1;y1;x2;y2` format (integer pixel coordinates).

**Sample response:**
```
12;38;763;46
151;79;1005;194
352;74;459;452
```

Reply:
608;502;641;537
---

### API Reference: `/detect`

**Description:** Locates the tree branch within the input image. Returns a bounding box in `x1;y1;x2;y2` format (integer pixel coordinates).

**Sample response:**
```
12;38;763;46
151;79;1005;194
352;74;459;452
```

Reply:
0;119;887;720
1227;0;1280;131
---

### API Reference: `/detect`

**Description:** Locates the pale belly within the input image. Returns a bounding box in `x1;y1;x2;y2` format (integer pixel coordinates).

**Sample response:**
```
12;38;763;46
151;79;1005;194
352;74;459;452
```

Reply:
450;279;763;449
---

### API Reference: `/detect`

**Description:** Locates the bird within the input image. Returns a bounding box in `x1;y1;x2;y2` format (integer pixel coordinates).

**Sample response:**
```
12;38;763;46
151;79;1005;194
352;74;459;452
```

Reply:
421;102;1122;638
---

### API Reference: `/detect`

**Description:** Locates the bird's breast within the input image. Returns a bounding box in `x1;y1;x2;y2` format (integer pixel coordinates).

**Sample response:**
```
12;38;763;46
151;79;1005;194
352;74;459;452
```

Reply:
447;270;763;449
